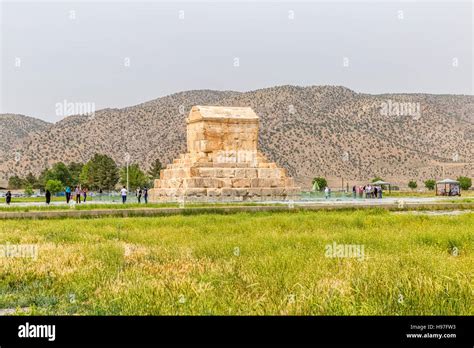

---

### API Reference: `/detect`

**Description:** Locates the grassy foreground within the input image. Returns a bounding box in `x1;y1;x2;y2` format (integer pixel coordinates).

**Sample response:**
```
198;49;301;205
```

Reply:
0;210;472;315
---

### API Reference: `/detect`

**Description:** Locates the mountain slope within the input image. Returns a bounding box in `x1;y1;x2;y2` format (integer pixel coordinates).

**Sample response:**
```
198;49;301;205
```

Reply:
0;114;50;166
0;86;472;188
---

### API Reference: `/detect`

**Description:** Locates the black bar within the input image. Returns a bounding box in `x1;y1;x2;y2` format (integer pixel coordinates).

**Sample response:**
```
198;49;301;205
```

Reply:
0;316;472;346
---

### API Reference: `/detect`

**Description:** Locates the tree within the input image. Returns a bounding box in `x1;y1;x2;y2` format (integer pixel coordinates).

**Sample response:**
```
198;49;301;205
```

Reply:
81;154;119;191
148;159;163;180
68;162;84;186
408;180;418;190
424;179;436;190
38;168;55;190
8;175;24;189
45;179;63;195
371;177;384;183
457;176;472;191
24;173;39;188
120;163;149;189
50;162;73;187
24;185;34;197
79;163;91;187
312;177;328;191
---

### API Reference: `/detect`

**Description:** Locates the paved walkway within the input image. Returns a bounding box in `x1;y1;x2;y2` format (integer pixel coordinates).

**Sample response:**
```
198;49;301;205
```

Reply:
0;196;466;208
0;198;472;219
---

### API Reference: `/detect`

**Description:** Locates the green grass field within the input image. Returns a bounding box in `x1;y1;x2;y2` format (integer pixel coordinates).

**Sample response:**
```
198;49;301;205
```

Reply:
0;209;472;315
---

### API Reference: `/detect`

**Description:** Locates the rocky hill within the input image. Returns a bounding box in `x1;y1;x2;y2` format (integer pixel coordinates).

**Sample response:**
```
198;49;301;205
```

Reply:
0;114;50;166
0;86;473;189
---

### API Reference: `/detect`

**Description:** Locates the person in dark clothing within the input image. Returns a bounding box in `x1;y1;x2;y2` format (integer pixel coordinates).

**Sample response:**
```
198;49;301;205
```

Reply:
45;190;51;205
65;186;71;203
136;187;142;203
5;191;12;205
143;187;148;204
75;186;81;204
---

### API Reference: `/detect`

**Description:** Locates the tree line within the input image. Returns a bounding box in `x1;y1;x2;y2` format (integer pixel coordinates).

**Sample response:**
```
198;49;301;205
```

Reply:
7;153;163;194
311;176;472;191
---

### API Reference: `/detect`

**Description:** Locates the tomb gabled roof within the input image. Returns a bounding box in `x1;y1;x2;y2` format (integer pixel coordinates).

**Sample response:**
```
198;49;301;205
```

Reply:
188;106;259;122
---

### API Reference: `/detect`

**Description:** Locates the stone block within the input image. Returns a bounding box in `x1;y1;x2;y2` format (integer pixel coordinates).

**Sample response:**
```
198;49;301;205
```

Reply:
231;178;251;188
150;105;300;202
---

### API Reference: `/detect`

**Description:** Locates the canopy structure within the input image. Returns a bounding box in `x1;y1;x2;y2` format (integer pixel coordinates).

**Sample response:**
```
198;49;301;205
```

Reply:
370;180;391;193
435;178;461;196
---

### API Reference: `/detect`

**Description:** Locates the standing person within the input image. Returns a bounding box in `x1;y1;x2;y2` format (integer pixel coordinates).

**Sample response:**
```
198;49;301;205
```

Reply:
82;187;88;203
136;187;142;203
324;186;330;199
75;186;81;204
5;190;12;205
374;186;378;199
121;186;127;204
65;186;71;203
352;185;356;199
143;186;148;204
45;189;51;205
378;186;383;199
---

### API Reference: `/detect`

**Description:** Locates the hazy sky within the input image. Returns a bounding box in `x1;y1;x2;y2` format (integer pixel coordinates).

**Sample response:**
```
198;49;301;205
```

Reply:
1;0;472;122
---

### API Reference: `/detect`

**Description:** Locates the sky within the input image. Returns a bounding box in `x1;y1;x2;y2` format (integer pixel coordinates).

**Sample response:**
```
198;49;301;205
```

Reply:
1;0;472;122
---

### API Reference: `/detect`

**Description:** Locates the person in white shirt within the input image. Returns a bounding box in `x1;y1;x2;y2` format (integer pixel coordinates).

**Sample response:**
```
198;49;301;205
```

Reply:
120;186;127;204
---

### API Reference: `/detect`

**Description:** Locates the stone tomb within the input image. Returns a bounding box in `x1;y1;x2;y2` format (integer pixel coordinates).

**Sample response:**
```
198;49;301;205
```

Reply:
149;106;300;202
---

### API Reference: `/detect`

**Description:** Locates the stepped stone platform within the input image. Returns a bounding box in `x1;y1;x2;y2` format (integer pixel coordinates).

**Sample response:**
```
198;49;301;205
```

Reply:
149;105;300;202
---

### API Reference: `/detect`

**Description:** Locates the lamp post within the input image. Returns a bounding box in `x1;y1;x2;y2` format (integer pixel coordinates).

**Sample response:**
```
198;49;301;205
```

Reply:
124;152;130;195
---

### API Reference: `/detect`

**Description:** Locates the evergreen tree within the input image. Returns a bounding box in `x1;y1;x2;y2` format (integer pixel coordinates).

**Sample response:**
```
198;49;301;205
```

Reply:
8;175;24;189
148;158;163;180
457;176;472;191
424;179;436;190
68;162;84;186
120;163;150;189
81;154;119;190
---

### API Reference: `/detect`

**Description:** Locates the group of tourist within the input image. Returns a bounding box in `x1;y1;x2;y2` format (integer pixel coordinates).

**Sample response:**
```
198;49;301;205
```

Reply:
3;185;150;206
65;186;88;204
352;185;383;199
120;186;149;204
324;186;332;199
